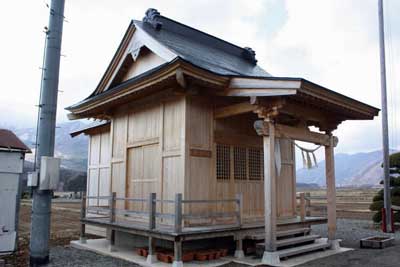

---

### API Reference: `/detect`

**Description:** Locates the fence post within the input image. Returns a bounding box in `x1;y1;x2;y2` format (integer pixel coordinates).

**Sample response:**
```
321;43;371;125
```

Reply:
300;192;306;222
149;193;156;230
109;192;116;223
174;193;182;233
305;192;311;217
236;193;243;227
80;191;87;244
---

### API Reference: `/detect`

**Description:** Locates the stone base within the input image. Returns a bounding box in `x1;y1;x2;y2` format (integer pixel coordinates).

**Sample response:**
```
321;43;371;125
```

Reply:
79;237;87;244
262;251;280;266
172;260;183;267
234;250;245;259
329;239;341;250
146;254;157;264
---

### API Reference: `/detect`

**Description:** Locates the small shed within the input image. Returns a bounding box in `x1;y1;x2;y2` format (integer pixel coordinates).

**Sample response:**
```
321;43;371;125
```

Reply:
0;129;31;254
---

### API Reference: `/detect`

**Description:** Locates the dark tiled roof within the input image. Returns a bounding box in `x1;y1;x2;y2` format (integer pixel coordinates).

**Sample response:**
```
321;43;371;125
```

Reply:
0;129;31;152
70;121;110;137
134;9;271;77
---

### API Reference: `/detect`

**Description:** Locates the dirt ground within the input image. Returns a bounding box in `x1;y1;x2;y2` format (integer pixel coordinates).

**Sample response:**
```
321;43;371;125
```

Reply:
1;201;82;267
1;189;398;267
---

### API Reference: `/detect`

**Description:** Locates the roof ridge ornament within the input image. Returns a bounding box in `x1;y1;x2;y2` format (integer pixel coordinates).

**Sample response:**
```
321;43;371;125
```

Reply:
242;47;257;65
143;8;163;30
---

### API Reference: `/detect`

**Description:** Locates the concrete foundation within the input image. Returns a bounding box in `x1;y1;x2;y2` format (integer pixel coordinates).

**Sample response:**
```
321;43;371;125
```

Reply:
71;238;352;267
172;260;183;267
262;251;281;266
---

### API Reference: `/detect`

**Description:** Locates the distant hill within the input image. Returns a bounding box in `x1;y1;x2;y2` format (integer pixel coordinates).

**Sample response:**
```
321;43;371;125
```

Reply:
296;150;395;187
21;161;86;192
14;121;89;171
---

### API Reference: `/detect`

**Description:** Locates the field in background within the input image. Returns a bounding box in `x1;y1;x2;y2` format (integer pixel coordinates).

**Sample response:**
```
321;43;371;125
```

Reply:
299;187;379;220
3;200;82;266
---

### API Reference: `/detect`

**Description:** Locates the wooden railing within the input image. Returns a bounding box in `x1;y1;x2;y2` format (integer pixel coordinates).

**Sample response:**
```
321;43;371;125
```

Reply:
81;192;243;233
296;192;327;221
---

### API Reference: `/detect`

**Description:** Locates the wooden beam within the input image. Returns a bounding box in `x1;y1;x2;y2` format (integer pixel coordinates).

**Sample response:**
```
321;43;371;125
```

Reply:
325;135;336;241
263;121;277;252
176;68;186;89
254;120;338;147
229;77;302;89
223;88;297;97
214;102;256;119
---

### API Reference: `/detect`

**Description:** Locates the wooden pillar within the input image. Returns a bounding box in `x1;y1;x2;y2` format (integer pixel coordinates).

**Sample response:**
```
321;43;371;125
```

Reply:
172;239;183;267
174;193;183;233
109;192;116;223
234;237;245;259
236;193;243;227
263;120;277;252
108;229;116;252
146;236;157;264
149;193;156;230
79;191;87;244
299;192;306;222
325;135;337;241
305;192;311;217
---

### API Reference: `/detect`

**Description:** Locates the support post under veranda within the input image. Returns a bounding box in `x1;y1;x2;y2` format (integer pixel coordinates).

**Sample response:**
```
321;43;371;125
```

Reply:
325;134;339;249
79;191;87;244
260;119;280;265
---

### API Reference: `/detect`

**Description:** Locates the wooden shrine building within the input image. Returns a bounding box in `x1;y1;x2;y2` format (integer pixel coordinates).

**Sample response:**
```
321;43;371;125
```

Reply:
68;9;379;266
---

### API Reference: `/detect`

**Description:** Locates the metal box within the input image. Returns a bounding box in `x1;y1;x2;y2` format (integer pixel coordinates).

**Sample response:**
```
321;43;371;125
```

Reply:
39;156;61;190
27;171;39;187
360;236;395;249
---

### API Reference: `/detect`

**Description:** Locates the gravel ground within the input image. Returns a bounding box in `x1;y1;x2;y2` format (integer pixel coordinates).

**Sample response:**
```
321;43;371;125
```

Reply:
298;219;400;267
47;246;140;267
43;219;399;267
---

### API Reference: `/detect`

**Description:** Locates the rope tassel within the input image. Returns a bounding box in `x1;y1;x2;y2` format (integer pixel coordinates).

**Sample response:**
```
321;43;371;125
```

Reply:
294;142;321;169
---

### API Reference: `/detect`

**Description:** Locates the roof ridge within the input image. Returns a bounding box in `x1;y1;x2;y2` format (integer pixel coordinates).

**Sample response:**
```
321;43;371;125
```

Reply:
141;8;257;64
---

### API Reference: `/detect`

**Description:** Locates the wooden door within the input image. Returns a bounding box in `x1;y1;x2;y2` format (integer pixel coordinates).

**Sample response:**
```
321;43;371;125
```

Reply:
126;144;160;214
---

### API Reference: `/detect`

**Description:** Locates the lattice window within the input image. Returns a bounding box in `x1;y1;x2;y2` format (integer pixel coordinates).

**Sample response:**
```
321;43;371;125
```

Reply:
233;146;247;180
249;148;263;180
216;144;231;180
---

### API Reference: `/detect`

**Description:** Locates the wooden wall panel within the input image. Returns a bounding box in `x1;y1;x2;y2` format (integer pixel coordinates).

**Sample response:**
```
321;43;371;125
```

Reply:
186;97;215;219
162;156;183;213
89;134;100;166
100;131;110;165
87;131;111;208
127;104;160;144
99;168;111;206
88;169;99;206
188;99;212;149
112;115;127;159
188;157;214;214
111;162;125;210
122;51;166;82
163;99;184;151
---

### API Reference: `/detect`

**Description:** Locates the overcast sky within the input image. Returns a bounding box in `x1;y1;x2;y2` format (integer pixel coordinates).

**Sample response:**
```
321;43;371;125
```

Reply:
0;0;399;156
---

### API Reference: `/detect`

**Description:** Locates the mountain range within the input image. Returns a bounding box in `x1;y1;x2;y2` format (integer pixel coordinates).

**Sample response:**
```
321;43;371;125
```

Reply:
2;121;389;189
296;150;393;187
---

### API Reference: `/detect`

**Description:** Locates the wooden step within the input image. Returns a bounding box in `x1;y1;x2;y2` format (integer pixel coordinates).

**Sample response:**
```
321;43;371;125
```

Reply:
277;228;311;238
276;234;320;247
256;235;320;252
245;227;311;240
278;239;330;258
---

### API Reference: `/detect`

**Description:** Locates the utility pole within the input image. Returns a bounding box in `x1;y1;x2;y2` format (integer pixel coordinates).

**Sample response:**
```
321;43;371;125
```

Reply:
29;0;65;266
378;0;392;232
